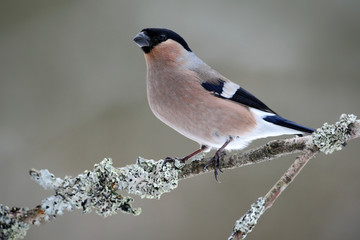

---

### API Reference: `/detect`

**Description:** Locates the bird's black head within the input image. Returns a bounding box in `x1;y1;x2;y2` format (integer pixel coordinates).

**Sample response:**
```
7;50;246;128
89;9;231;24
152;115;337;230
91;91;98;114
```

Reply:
133;28;192;54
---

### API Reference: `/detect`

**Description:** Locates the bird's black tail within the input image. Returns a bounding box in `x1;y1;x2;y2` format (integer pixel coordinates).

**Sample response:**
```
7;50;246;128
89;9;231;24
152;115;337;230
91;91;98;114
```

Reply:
263;115;314;134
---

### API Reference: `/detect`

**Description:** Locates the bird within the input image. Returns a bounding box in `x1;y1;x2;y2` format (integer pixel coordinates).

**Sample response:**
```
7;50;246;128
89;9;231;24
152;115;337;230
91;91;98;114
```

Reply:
133;28;314;181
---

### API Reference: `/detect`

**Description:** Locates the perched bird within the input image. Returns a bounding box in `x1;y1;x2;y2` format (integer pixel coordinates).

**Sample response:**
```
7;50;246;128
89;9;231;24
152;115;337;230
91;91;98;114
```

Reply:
133;28;314;180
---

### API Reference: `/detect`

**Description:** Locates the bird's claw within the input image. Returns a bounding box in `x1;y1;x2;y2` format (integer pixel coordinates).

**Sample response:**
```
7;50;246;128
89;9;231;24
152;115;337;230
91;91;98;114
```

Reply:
204;150;226;182
161;156;184;170
161;157;175;170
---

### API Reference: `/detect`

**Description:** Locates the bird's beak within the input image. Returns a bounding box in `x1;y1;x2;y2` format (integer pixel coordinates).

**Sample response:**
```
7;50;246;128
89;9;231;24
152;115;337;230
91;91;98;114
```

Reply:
133;31;151;48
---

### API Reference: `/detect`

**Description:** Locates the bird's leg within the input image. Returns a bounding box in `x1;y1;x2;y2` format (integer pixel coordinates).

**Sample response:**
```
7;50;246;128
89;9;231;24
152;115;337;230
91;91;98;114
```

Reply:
205;138;233;182
161;145;208;169
180;145;209;163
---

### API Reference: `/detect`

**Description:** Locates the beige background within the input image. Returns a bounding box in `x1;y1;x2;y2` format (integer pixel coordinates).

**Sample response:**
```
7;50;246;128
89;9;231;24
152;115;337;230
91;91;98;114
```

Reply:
1;0;360;239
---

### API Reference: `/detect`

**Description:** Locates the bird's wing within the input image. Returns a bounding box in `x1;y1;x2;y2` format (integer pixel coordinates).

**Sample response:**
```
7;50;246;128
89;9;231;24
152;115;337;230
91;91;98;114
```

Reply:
199;77;314;133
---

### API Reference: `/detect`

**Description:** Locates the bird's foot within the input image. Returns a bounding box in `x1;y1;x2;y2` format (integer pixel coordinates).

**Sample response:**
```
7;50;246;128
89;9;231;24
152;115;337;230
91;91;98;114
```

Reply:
204;150;226;182
161;156;184;170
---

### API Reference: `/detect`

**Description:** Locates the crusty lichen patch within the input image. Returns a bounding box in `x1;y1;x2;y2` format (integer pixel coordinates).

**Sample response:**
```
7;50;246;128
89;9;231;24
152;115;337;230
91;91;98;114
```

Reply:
0;205;29;240
118;157;183;199
31;158;141;219
228;197;265;240
312;114;357;154
30;157;184;222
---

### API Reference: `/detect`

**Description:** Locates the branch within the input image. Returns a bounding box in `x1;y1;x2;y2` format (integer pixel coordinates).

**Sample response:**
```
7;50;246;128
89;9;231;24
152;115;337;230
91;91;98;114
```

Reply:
0;114;358;240
228;114;358;239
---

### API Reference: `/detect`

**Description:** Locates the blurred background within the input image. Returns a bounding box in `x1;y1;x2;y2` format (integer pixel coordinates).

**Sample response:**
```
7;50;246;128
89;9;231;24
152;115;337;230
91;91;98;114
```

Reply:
1;0;360;239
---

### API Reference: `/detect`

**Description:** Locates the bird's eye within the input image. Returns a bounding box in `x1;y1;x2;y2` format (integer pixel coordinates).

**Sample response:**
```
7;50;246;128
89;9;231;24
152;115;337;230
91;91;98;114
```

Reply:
159;34;167;41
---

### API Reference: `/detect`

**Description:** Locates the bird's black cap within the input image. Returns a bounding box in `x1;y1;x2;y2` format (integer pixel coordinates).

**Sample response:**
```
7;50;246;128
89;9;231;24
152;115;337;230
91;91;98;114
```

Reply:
134;28;192;53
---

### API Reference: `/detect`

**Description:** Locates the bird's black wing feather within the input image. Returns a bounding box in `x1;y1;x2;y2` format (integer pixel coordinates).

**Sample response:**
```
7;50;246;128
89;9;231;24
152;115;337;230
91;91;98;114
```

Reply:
229;87;277;114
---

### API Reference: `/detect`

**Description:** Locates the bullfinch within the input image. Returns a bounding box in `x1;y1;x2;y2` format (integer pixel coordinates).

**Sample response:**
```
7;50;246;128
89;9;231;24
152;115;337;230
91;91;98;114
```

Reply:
133;28;314;180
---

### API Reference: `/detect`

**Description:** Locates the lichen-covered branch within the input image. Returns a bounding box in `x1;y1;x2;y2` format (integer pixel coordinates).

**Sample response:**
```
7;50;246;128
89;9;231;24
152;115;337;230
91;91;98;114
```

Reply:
228;114;359;240
1;114;359;240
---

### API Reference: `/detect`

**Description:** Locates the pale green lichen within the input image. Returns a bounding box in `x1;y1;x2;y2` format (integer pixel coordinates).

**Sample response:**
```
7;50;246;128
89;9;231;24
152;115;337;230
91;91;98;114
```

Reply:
5;157;181;239
312;114;357;154
30;169;63;190
0;205;29;240
118;157;183;199
32;157;183;220
228;197;265;240
34;158;141;219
